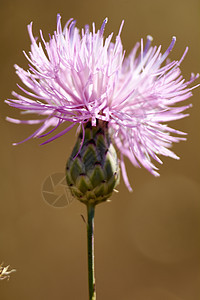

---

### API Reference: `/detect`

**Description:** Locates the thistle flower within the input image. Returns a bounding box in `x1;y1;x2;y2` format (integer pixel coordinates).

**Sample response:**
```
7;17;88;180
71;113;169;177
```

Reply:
6;15;199;191
0;263;16;280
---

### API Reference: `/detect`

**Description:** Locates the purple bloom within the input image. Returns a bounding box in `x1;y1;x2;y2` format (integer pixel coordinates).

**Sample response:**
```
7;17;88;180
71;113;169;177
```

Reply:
6;15;199;190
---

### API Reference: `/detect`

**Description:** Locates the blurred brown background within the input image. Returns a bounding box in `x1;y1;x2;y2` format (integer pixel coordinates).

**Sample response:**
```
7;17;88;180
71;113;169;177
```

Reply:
0;0;200;299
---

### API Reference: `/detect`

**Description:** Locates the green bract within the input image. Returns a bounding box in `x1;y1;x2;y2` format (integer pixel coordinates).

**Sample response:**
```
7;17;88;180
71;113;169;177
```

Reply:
66;121;120;205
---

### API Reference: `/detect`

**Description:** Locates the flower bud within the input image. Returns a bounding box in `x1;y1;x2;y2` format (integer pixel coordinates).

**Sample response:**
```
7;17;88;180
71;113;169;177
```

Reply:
66;121;120;205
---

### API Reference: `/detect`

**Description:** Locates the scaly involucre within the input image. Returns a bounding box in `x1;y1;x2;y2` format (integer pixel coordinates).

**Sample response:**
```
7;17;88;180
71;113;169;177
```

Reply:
6;14;199;190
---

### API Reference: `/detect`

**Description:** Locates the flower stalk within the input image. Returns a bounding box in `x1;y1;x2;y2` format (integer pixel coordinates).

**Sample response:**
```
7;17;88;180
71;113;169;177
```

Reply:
87;203;96;300
66;120;120;299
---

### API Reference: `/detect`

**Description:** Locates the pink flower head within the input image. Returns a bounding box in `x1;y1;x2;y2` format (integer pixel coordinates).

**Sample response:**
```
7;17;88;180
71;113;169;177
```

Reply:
6;14;199;190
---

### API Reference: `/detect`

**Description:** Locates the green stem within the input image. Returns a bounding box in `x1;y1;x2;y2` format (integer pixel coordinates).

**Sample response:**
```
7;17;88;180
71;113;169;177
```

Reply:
87;203;96;300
